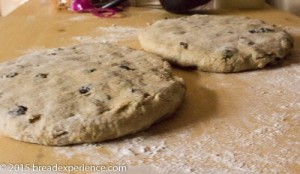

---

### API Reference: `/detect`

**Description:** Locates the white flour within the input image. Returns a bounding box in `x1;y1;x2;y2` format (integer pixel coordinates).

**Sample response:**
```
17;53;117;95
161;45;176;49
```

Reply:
69;15;93;22
73;26;141;44
54;26;300;174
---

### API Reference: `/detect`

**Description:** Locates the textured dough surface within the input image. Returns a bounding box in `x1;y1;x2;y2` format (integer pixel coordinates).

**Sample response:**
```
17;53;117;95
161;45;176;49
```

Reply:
0;43;186;146
138;15;294;73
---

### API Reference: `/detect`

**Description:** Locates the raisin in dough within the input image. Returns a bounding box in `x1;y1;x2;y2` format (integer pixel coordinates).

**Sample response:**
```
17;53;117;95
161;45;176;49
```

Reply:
0;43;186;146
138;15;294;73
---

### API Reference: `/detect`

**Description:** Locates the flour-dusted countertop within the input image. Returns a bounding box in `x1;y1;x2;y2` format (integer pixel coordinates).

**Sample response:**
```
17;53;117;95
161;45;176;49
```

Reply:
0;0;299;173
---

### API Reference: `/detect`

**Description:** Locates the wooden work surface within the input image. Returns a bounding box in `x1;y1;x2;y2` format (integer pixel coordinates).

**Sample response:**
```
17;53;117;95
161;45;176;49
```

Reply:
0;1;299;173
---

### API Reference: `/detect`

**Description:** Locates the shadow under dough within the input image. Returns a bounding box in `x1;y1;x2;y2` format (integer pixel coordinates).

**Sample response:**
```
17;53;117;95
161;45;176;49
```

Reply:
281;34;300;66
147;69;218;134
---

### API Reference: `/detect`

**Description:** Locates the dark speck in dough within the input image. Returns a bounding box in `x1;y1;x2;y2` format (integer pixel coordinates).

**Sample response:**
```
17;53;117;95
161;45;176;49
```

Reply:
36;73;49;78
249;28;275;34
3;72;18;78
180;42;188;49
53;130;68;138
85;68;97;73
28;114;41;123
48;53;57;56
222;49;235;60
119;65;135;71
248;41;255;46
79;86;91;94
9;105;28;116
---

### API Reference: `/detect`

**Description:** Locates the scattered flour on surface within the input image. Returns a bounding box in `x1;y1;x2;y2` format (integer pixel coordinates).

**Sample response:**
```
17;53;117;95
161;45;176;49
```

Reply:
69;15;93;22
73;26;141;44
54;27;300;174
20;46;46;54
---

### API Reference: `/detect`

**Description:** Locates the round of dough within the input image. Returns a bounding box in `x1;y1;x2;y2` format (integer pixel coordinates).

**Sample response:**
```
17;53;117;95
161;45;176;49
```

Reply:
138;15;294;73
0;43;186;146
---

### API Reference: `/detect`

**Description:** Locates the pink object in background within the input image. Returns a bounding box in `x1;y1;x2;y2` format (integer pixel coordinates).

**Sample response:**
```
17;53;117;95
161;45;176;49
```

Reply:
71;0;119;17
71;0;94;12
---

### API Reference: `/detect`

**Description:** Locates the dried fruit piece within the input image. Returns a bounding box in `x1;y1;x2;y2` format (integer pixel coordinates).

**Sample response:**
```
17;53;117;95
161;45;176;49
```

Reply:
85;68;97;73
28;114;41;123
53;130;68;138
79;86;91;94
36;73;49;78
249;28;275;34
248;41;255;46
143;93;150;98
9;105;28;116
48;53;57;56
222;49;236;60
180;42;188;49
119;65;135;71
3;72;18;78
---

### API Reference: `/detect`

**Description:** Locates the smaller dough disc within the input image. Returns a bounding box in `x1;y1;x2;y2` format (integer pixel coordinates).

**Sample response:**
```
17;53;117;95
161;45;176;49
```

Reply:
138;15;294;73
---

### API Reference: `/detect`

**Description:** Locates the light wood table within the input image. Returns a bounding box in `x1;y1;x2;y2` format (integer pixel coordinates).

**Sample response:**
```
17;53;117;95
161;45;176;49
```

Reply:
0;0;299;173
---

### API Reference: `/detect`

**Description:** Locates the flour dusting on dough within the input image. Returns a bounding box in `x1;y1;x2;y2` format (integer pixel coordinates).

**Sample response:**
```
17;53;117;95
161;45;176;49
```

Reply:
54;27;300;173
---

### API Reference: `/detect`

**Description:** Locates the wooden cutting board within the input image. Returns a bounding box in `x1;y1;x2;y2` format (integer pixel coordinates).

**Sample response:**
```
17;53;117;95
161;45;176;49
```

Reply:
0;0;299;173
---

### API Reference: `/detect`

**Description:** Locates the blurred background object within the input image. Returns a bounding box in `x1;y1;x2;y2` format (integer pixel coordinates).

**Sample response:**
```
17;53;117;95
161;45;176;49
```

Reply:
159;0;211;13
266;0;300;16
131;0;265;12
0;0;28;16
133;0;300;17
214;0;265;9
129;0;160;8
1;0;299;17
50;0;71;11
